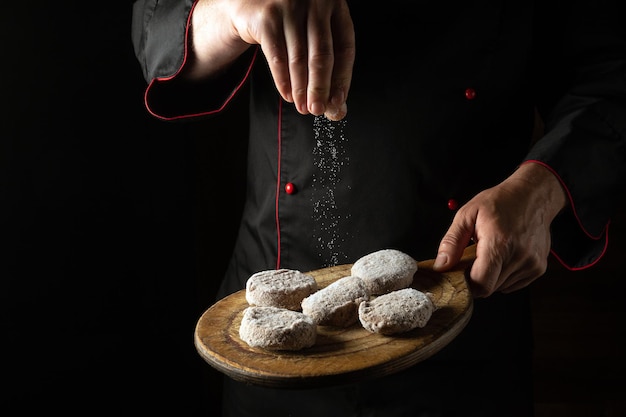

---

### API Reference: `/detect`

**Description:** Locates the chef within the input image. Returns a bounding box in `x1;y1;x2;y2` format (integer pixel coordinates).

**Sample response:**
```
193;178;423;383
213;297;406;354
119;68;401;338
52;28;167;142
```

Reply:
131;0;626;415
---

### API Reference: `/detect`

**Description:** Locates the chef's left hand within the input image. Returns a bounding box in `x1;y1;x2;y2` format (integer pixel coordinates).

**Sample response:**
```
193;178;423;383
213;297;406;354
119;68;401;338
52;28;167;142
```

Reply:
432;162;568;298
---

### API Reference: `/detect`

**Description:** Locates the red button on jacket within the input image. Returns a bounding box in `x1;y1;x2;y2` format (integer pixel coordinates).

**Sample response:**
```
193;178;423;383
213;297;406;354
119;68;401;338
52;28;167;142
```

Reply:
464;88;477;100
285;182;296;195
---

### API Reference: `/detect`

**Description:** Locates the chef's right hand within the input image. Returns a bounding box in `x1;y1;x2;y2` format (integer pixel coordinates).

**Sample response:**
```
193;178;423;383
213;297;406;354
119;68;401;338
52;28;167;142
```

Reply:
190;0;355;120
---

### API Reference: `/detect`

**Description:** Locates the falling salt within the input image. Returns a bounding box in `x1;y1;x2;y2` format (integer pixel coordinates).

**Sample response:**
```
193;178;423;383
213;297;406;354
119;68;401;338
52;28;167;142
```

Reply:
311;115;351;267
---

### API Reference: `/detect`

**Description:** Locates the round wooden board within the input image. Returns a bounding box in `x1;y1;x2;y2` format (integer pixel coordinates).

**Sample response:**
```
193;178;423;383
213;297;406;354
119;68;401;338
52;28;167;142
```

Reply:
194;246;475;389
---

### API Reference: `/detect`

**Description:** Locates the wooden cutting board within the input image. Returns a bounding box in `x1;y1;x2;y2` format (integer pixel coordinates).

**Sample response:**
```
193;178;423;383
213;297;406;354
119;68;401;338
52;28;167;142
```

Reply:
194;245;475;388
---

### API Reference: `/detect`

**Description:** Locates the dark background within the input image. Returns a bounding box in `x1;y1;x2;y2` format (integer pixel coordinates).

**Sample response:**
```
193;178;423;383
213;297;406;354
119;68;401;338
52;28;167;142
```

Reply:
2;2;625;416
2;2;245;414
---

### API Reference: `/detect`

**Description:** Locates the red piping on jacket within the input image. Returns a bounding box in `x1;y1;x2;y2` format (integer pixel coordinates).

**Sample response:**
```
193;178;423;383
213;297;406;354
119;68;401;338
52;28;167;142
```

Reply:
521;159;609;271
143;1;258;121
550;228;609;271
275;99;283;270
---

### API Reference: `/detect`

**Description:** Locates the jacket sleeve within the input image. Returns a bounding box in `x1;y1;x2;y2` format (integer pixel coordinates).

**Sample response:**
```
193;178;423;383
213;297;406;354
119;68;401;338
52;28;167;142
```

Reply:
131;0;257;120
525;0;626;269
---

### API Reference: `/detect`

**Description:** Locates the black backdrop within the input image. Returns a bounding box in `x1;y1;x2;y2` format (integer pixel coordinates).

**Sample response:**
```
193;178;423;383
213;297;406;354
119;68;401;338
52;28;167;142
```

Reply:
2;2;247;414
5;2;626;416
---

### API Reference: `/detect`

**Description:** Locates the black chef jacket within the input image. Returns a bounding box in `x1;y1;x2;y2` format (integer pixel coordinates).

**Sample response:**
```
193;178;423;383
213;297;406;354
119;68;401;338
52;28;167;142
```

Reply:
131;1;626;415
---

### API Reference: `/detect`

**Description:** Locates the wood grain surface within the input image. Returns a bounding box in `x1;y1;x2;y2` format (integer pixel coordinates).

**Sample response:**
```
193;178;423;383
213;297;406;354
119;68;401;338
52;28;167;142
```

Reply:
194;245;475;388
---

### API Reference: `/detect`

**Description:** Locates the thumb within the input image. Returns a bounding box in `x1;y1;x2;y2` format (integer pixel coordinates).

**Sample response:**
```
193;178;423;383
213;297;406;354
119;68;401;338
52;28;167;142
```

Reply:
433;219;475;271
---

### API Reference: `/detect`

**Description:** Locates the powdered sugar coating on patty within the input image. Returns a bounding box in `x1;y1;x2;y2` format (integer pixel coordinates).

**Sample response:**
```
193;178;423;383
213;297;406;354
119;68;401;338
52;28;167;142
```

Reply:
351;249;417;295
301;275;369;327
358;288;435;335
239;306;317;351
245;269;318;311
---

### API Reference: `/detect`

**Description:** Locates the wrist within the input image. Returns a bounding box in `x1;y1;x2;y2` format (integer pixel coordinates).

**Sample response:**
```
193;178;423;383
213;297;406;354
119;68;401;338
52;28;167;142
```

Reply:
511;162;568;220
185;0;249;80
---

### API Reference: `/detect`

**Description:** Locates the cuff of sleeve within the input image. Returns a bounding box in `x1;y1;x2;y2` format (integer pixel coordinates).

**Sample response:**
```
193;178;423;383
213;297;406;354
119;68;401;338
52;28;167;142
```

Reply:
549;207;609;270
144;47;258;121
521;160;609;270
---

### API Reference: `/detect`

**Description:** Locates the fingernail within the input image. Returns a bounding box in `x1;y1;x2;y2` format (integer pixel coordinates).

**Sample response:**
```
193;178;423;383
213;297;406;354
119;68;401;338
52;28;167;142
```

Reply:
433;252;448;269
296;101;308;115
324;102;347;121
310;101;325;116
